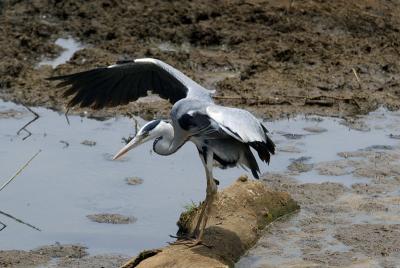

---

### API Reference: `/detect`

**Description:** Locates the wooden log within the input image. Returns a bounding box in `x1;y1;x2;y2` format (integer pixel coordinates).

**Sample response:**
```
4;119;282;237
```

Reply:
122;176;299;268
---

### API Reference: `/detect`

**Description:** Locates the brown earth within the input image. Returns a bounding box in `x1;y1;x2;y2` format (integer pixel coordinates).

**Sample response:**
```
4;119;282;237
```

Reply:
1;0;399;120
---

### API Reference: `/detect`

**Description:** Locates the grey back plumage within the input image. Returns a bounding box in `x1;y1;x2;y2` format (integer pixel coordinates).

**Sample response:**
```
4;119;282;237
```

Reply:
170;99;275;178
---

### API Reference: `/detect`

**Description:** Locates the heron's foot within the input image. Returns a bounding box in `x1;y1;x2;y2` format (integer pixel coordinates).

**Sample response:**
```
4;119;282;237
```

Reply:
168;237;212;248
169;233;195;240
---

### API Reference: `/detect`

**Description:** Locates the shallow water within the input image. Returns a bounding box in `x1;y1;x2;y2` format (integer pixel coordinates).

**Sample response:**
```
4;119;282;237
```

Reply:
0;100;399;256
0;100;244;255
38;37;84;68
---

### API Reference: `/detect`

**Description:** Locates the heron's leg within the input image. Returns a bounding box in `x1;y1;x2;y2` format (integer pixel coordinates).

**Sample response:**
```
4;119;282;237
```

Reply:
192;202;207;237
196;149;217;241
170;149;216;247
191;154;209;236
192;149;217;237
192;180;213;237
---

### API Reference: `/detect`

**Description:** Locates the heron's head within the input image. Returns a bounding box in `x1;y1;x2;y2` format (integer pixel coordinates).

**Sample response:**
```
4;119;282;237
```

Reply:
113;119;171;160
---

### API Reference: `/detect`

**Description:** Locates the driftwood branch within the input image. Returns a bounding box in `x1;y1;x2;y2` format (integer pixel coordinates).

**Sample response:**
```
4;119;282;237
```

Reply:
17;104;40;140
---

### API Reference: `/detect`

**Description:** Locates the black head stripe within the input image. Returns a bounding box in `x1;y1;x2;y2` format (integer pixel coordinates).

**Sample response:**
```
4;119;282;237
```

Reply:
142;119;161;133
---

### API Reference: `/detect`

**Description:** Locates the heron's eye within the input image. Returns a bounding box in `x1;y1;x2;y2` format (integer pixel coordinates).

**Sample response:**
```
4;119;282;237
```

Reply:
141;132;149;138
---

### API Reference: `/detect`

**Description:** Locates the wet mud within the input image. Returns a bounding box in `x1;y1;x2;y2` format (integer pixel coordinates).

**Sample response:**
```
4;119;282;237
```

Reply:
1;0;399;120
238;144;400;267
0;244;128;268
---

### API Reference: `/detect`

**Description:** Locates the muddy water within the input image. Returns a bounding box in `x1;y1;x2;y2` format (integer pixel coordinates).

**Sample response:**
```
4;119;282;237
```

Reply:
1;100;400;258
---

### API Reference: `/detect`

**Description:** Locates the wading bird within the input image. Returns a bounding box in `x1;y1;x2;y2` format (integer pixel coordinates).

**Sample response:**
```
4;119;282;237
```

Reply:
48;58;275;245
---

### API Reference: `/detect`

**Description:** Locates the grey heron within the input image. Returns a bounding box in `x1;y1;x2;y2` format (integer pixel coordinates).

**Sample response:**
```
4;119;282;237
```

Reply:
48;58;275;245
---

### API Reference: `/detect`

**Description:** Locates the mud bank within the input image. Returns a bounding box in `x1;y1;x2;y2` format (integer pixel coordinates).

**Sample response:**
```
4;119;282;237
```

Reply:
1;0;400;120
121;178;299;268
238;145;400;267
0;244;128;268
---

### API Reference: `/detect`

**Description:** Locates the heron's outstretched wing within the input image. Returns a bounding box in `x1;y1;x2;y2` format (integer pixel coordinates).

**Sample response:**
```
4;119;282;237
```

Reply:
47;58;213;109
206;105;275;163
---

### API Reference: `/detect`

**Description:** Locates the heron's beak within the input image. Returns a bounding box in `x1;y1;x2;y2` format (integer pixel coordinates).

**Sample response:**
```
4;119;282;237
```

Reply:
112;136;144;160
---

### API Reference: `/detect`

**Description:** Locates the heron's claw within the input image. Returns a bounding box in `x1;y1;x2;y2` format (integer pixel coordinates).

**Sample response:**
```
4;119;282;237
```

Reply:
168;238;212;248
169;234;195;240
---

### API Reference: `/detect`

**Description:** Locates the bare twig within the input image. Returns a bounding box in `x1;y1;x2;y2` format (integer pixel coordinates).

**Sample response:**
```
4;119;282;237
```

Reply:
0;220;6;232
59;140;69;148
134;118;138;135
0;150;42;232
0;210;41;231
214;94;358;107
285;95;356;101
65;108;70;125
305;99;334;106
215;94;358;102
17;104;40;140
213;96;243;100
0;150;41;192
19;128;31;140
352;68;362;89
214;95;290;105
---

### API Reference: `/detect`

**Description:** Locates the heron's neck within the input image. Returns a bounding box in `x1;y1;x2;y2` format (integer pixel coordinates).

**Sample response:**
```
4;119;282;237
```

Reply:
153;124;184;155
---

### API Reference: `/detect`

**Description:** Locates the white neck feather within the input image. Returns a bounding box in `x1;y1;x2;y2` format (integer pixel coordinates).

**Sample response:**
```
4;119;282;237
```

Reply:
153;122;181;155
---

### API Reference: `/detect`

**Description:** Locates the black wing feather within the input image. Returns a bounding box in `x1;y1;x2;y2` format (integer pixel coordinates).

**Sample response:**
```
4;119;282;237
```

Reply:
48;60;189;109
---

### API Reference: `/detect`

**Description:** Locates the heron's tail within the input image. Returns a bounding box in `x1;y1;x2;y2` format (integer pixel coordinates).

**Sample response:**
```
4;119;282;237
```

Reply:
248;142;269;163
249;127;275;165
243;147;261;179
